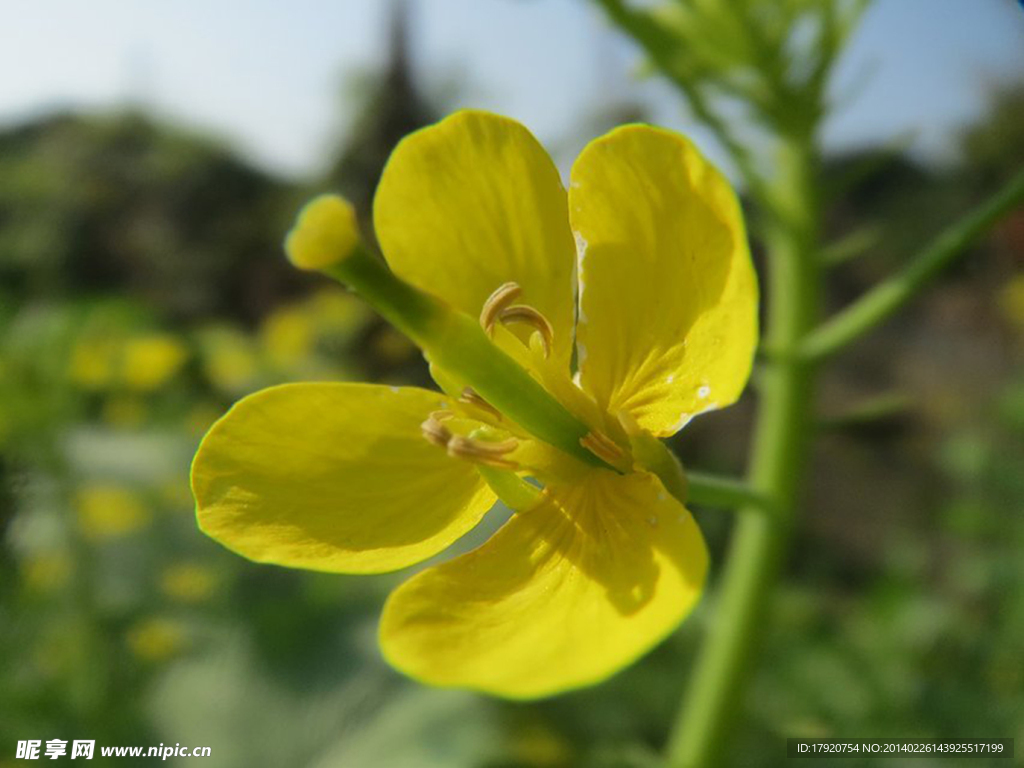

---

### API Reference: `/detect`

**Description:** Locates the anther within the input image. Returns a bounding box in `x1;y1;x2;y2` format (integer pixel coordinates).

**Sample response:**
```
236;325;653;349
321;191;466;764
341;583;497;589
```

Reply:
480;282;522;333
451;436;518;456
446;435;520;470
421;415;453;448
497;305;553;358
458;387;501;421
580;430;626;465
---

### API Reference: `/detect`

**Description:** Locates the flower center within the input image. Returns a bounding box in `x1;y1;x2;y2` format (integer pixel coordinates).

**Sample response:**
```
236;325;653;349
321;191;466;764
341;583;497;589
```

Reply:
418;281;636;476
479;282;553;358
420;410;521;470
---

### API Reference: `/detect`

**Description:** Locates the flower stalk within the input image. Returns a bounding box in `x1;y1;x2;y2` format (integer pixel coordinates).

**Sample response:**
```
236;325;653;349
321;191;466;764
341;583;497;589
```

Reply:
668;141;821;768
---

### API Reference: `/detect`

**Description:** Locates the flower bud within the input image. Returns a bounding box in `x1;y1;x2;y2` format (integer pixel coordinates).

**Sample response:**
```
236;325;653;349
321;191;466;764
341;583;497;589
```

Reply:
284;194;360;271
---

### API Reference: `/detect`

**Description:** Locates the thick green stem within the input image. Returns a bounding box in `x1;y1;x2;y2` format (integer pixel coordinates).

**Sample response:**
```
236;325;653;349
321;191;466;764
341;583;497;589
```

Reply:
668;142;821;767
325;252;609;470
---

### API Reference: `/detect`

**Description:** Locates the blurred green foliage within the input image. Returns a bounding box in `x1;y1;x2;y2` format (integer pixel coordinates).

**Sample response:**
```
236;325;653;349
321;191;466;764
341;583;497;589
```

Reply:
1;8;1022;767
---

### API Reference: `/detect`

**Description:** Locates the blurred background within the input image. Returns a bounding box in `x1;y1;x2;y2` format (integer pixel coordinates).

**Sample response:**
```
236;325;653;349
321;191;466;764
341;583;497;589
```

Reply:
1;1;1022;766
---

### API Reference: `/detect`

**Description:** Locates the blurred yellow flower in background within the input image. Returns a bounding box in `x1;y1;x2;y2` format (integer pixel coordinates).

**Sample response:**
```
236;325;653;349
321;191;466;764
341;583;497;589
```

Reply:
126;617;185;661
306;289;367;336
998;272;1024;331
122;333;188;391
75;484;151;540
21;552;73;593
199;326;259;393
69;332;187;392
160;562;217;603
69;338;118;390
260;305;315;369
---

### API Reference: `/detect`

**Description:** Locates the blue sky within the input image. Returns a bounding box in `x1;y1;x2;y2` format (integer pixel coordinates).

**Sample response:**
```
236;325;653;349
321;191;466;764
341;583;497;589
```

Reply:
1;0;1022;179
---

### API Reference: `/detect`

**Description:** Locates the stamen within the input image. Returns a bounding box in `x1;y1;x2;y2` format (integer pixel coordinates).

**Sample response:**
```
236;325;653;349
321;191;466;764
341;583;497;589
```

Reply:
580;430;626;465
446;435;520;470
497;305;553;358
458;387;502;421
479;282;522;334
422;410;520;470
421;415;453;448
449;435;518;456
479;282;555;359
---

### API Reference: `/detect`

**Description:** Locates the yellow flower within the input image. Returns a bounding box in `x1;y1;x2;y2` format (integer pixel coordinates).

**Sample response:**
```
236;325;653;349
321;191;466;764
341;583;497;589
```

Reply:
75;484;151;540
192;111;757;698
260;305;315;369
68;338;118;390
21;552;73;593
69;333;187;392
126;617;185;661
305;289;367;336
998;272;1024;330
198;326;259;393
121;334;188;391
160;562;217;602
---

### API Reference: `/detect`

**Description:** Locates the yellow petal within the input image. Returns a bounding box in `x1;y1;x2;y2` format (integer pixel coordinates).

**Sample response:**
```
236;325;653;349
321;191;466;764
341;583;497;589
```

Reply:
374;110;576;369
192;383;495;574
380;469;707;698
570;125;758;436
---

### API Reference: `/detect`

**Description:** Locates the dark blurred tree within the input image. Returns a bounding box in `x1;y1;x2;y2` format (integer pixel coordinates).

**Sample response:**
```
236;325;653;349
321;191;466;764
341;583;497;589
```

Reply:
959;83;1024;191
0;112;307;324
325;0;439;225
320;0;442;384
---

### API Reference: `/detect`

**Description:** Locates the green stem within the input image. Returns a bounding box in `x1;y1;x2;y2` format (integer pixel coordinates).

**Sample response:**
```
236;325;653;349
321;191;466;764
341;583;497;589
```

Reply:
820;224;881;266
801;168;1024;362
325;251;609;470
668;141;821;767
685;471;775;514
